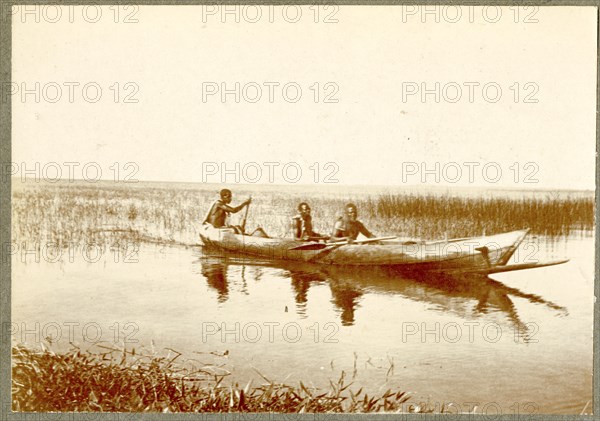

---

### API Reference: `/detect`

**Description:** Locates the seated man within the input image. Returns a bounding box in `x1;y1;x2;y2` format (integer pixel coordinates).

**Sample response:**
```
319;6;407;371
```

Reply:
203;189;251;229
203;189;269;237
291;202;326;241
331;203;375;242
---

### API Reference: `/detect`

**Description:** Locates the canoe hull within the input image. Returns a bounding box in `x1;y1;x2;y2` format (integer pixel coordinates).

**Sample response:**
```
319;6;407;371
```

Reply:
199;224;530;271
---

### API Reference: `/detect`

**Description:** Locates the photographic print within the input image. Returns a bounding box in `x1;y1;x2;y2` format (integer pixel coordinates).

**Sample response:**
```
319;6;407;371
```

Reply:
4;4;596;416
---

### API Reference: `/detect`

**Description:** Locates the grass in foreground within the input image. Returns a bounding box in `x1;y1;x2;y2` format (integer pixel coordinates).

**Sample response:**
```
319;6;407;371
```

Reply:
12;344;426;413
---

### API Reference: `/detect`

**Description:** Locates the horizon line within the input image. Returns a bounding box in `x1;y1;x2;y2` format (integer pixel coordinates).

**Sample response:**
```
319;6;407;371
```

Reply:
8;176;596;193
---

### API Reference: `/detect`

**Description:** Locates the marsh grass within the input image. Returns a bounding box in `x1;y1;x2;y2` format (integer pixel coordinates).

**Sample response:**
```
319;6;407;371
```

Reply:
364;193;594;239
12;344;425;413
11;181;594;249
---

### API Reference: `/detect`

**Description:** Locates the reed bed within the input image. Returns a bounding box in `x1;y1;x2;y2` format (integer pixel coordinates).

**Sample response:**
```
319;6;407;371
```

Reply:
12;344;424;413
363;193;595;239
11;181;594;248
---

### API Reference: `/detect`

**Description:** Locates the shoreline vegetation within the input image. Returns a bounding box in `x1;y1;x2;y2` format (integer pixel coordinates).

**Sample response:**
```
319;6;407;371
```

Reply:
10;182;594;413
12;343;432;413
11;182;594;248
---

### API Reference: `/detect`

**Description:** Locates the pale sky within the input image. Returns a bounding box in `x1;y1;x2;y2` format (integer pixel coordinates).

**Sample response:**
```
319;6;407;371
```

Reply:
11;6;597;189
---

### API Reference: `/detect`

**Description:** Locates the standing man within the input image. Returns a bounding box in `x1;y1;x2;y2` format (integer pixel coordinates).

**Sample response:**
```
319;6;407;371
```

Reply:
203;189;251;228
331;203;375;242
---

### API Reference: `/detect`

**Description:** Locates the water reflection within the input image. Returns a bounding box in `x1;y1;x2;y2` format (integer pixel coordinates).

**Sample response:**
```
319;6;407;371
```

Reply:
200;257;229;303
289;270;324;318
329;279;363;326
320;265;567;333
197;253;567;333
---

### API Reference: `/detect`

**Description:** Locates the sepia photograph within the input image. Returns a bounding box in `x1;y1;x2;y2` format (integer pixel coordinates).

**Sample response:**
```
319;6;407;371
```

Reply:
2;3;597;416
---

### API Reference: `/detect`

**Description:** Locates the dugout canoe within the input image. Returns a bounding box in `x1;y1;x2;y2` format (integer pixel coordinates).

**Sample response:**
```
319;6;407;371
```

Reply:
199;224;568;273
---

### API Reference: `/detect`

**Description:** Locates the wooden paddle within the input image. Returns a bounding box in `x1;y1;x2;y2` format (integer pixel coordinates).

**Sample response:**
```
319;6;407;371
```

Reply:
289;236;397;251
240;197;251;233
305;235;330;241
328;236;396;245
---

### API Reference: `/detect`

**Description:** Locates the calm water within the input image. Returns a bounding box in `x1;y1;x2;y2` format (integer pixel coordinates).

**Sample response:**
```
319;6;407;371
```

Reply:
12;233;594;414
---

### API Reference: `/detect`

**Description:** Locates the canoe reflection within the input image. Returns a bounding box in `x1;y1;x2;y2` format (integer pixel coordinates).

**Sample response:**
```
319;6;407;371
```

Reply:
198;255;566;331
322;265;567;332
